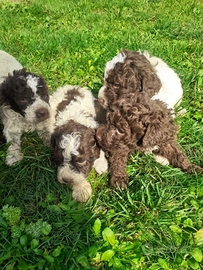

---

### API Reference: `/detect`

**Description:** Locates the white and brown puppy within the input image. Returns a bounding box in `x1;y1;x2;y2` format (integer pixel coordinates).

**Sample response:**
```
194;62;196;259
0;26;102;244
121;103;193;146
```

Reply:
0;50;23;144
98;49;183;111
50;85;108;202
0;68;54;166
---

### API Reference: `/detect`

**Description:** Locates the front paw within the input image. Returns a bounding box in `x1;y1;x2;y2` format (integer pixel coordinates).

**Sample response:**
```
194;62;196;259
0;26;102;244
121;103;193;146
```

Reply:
110;174;129;190
72;181;92;202
5;152;23;166
187;165;203;174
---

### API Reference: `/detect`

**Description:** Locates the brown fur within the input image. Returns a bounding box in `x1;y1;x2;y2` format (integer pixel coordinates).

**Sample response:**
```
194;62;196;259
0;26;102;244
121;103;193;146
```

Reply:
96;92;202;188
56;88;83;116
100;49;162;108
94;99;107;124
51;120;100;179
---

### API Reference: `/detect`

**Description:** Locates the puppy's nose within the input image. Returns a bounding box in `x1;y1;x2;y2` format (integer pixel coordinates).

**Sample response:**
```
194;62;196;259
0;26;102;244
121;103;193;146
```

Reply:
36;108;49;120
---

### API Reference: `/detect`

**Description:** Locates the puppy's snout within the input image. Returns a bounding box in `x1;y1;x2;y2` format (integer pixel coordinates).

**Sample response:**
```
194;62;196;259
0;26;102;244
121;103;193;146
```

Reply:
36;108;49;121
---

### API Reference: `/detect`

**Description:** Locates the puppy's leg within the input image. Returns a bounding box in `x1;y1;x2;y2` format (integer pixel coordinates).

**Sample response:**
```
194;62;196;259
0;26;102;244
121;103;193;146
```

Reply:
154;141;202;174
144;146;169;166
57;166;92;202
109;150;129;189
36;119;54;147
5;133;23;166
93;149;108;174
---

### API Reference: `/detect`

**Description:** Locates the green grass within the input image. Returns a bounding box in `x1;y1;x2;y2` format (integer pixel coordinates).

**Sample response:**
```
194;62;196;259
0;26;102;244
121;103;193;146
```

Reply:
0;0;203;269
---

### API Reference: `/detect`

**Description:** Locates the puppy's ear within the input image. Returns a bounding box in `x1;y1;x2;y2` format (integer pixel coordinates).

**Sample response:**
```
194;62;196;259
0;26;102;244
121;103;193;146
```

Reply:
141;71;162;97
135;53;162;97
0;84;6;105
51;133;64;165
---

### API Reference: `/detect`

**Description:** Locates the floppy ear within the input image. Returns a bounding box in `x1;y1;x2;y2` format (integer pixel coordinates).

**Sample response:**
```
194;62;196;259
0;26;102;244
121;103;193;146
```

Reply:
51;133;64;165
0;83;6;105
138;55;162;97
141;70;162;97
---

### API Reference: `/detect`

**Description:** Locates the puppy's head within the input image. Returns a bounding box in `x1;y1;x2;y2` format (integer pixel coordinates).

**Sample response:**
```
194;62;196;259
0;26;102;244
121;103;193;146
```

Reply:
0;69;50;123
98;49;161;108
51;120;100;184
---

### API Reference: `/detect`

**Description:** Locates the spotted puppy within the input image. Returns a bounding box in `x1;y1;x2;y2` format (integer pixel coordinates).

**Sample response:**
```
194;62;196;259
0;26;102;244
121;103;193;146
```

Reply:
0;69;54;166
50;85;108;202
98;49;183;111
0;50;23;144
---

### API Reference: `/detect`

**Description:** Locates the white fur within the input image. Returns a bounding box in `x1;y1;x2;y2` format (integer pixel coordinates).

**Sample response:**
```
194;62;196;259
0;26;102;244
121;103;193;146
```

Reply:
104;52;126;79
0;50;22;84
50;85;108;202
50;85;98;129
99;50;183;111
93;149;108;175
0;104;54;165
0;51;54;165
143;51;183;110
26;74;39;94
60;132;81;163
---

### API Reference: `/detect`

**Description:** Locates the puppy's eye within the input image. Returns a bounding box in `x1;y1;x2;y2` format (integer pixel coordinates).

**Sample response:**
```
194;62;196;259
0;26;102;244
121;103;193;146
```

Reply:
20;98;28;103
117;129;124;135
77;160;87;166
114;84;120;88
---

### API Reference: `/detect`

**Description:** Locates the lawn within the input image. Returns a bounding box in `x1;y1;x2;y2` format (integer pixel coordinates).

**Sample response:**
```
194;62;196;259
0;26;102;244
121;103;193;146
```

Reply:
0;0;203;269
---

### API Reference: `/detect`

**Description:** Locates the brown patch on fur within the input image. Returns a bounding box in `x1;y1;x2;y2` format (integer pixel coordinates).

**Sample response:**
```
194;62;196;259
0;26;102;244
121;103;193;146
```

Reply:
51;120;100;177
94;99;107;124
96;92;202;188
56;88;83;116
103;49;162;108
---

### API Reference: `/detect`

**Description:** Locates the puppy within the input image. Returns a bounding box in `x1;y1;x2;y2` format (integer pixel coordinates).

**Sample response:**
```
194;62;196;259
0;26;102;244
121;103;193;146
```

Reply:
0;50;23;84
0;50;23;144
96;92;202;189
98;49;183;111
50;85;108;202
0;69;54;166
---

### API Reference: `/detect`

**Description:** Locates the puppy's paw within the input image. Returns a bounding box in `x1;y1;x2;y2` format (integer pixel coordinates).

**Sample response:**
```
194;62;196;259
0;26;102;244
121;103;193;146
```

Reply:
153;154;169;166
72;181;92;202
187;165;203;174
93;150;108;175
5;152;23;166
110;175;129;190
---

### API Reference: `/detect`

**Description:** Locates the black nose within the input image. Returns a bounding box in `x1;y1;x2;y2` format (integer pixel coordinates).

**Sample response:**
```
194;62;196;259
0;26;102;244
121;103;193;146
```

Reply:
36;108;49;120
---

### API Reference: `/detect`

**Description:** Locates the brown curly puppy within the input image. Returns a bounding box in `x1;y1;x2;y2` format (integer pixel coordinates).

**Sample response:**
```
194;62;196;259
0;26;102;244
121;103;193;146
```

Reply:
96;92;202;189
98;49;183;112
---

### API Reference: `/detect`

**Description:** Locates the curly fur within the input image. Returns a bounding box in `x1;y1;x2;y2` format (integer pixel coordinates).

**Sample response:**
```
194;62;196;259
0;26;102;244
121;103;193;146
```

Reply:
0;68;54;166
96;92;202;189
98;49;183;111
50;85;108;202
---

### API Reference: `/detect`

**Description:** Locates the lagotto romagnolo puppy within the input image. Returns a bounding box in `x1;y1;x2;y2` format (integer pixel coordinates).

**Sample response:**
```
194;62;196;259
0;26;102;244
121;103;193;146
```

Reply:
96;92;202;189
0;68;54;166
50;85;108;202
98;49;183;111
